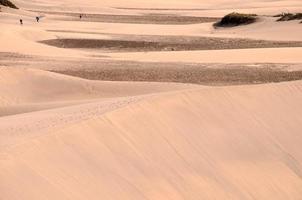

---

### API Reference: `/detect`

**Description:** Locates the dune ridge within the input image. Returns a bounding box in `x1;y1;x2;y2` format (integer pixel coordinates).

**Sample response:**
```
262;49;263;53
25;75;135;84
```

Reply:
1;0;302;199
0;67;196;116
1;80;302;199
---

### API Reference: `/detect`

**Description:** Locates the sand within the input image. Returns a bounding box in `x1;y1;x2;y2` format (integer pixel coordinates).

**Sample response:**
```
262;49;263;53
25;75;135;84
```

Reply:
1;80;302;199
1;0;302;199
107;47;302;63
0;67;195;114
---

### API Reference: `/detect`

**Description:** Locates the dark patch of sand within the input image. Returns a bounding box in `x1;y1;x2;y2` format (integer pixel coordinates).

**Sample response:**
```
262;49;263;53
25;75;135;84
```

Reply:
51;63;302;85
39;35;302;52
2;52;301;86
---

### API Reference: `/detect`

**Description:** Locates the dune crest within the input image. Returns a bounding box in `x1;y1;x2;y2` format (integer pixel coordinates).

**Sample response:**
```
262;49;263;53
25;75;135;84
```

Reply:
1;80;302;199
1;0;302;199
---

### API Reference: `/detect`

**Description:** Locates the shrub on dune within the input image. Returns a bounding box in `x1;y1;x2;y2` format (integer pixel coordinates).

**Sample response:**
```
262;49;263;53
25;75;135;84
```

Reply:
214;12;257;27
276;13;302;21
0;0;18;9
273;14;284;18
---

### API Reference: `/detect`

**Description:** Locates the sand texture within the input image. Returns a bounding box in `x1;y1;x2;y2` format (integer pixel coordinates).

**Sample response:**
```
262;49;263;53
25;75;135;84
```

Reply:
1;0;302;199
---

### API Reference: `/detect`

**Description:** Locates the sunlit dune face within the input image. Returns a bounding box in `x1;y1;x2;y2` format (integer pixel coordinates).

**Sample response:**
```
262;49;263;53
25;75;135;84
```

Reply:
1;0;302;199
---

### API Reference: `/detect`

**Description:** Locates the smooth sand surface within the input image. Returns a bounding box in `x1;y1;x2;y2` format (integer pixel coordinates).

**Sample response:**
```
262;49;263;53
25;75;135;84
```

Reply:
1;80;302;199
0;67;196;114
1;0;302;199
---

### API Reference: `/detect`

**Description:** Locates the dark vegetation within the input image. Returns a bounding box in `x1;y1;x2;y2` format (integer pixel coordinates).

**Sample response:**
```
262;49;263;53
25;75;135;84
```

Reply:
276;13;302;21
0;0;18;9
214;12;257;27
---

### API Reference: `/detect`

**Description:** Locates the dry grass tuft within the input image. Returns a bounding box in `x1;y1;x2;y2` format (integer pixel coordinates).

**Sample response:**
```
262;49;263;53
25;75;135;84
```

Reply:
0;0;18;9
214;12;257;27
276;13;302;21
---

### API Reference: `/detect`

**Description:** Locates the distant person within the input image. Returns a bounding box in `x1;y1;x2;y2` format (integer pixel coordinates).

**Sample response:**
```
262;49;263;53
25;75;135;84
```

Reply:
19;19;23;25
79;14;82;19
36;16;40;22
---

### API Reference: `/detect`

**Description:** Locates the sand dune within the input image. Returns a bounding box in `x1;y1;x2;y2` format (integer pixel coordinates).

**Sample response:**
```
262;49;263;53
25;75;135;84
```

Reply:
0;67;196;115
1;80;302;199
2;2;302;60
1;0;302;199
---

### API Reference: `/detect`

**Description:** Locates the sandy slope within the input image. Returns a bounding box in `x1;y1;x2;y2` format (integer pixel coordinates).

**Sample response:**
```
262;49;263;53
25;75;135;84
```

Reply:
1;80;302;199
1;0;302;199
0;24;86;57
0;67;197;148
0;67;196;116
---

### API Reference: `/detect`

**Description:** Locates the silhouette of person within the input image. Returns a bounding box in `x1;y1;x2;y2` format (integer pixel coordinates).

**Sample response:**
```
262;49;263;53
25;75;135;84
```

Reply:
79;14;82;19
20;19;23;25
36;16;40;22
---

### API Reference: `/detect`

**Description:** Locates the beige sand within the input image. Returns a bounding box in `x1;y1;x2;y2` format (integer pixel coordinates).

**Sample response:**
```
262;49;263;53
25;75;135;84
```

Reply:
1;0;302;199
0;67;195;115
1;1;302;59
1;79;302;199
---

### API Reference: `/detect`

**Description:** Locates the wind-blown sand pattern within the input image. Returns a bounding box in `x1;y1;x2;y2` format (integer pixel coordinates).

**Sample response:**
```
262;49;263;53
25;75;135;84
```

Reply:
1;0;302;199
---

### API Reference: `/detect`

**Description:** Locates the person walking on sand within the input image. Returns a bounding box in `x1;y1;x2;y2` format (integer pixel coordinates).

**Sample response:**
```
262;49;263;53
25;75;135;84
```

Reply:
19;19;23;25
79;14;82;20
36;16;40;22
